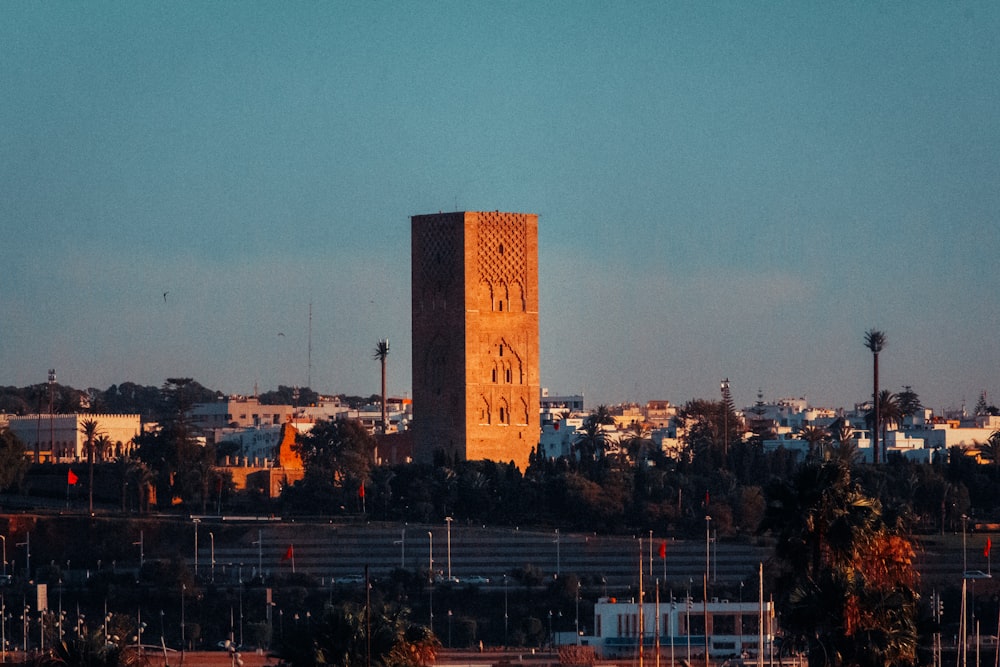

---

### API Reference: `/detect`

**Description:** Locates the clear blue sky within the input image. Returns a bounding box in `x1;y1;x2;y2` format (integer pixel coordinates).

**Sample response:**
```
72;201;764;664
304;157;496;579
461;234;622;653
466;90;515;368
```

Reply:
3;2;998;413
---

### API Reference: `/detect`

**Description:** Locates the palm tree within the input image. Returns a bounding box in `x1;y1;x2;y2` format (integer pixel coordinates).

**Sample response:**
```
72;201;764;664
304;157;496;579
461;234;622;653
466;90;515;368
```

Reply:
798;424;830;461
878;390;902;449
79;418;102;515
573;415;609;465
977;431;1000;479
94;434;114;463
621;421;653;464
373;338;390;435
760;456;919;667
864;329;887;464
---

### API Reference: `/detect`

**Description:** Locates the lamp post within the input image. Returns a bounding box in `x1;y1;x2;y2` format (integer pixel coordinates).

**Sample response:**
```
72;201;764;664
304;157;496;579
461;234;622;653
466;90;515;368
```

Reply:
555;529;561;578
705;516;711;584
575;580;581;645
209;532;215;583
394;529;405;569
133;531;144;570
503;574;508;646
15;534;29;580
445;517;453;581
0;535;6;578
253;530;262;580
427;532;433;632
963;514;968;574
192;519;200;577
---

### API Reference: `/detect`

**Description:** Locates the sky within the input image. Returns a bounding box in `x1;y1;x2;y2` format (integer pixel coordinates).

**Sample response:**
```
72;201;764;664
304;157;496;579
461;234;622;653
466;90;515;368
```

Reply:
2;2;999;414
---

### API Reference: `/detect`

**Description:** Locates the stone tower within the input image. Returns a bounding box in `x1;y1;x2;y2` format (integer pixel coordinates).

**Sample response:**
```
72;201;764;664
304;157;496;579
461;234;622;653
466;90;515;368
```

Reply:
411;211;540;470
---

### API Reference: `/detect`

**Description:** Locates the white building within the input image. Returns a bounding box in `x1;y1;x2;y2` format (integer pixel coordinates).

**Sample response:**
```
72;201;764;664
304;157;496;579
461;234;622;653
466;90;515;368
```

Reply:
5;413;141;463
588;596;777;659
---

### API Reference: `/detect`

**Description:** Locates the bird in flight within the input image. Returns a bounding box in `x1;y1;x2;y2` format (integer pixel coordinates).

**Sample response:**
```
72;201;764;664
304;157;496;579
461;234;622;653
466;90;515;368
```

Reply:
278;332;285;337
163;291;169;302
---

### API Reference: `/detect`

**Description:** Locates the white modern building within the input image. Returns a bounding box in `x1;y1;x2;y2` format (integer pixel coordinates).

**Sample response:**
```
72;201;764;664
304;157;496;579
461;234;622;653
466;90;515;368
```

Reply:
586;596;777;659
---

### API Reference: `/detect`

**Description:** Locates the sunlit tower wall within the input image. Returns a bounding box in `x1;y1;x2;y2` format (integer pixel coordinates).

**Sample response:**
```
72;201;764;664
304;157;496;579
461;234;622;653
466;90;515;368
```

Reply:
411;211;540;470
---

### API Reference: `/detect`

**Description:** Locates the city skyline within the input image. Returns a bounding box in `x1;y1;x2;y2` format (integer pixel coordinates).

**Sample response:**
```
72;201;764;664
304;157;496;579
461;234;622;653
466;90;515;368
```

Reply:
3;3;998;413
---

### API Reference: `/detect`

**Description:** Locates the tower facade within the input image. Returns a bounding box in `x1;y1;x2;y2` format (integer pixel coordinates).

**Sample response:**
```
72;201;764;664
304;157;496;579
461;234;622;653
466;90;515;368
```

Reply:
411;211;540;470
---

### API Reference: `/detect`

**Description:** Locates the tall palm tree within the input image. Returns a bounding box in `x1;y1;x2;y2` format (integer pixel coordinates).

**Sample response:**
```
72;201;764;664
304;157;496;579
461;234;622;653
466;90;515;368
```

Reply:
864;329;887;464
373;339;390;435
79;418;102;515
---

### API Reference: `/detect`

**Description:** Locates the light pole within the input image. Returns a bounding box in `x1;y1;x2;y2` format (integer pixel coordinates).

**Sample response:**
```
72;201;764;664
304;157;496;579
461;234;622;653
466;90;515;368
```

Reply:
15;534;29;580
445;517;453;581
503;574;508;646
181;584;186;651
705;516;711;584
963;514;969;574
133;531;144;570
555;529;561;578
209;532;216;583
254;530;262;580
427;532;433;632
394;529;405;569
575;580;581;645
0;535;6;579
192;519;200;577
649;529;653;578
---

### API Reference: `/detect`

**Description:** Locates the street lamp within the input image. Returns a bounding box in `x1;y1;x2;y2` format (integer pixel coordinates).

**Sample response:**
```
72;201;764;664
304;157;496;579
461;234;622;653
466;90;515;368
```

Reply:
15;534;29;580
503;574;508;646
0;536;6;579
575;580;581;645
445;517;453;582
209;532;215;583
133;531;144;570
705;516;711;584
192;519;200;577
427;532;433;632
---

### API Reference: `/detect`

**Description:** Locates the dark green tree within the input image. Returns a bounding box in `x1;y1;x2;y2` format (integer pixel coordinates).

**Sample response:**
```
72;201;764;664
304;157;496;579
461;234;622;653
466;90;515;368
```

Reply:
278;601;439;667
287;418;376;513
0;425;29;493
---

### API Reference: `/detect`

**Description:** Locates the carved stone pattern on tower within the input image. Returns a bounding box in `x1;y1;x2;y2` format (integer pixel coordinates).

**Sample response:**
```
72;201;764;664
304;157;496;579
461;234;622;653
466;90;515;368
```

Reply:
477;212;527;287
417;215;459;291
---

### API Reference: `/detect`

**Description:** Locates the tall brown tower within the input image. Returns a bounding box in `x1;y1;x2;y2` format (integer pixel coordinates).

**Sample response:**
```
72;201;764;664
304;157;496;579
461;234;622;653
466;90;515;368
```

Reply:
411;211;540;470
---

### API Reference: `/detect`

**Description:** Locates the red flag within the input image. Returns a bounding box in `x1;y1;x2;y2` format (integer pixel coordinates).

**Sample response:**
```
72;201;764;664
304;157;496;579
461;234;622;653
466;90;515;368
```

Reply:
282;544;294;561
704;491;710;507
67;469;78;485
359;483;365;499
659;541;667;560
986;537;992;558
